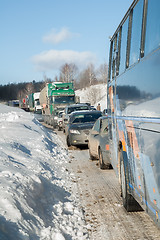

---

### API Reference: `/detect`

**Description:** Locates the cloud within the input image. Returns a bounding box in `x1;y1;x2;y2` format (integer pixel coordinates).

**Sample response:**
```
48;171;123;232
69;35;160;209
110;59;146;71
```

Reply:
32;49;97;72
42;27;79;44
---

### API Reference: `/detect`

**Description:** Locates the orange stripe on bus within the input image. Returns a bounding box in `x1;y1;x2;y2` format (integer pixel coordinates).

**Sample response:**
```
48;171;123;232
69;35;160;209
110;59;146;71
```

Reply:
154;199;157;205
109;86;114;113
156;211;159;220
125;120;140;159
117;128;127;152
106;144;110;151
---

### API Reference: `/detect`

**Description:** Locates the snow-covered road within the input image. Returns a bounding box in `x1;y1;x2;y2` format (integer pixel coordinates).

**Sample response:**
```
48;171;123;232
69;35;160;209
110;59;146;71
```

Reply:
0;104;89;240
57;130;160;240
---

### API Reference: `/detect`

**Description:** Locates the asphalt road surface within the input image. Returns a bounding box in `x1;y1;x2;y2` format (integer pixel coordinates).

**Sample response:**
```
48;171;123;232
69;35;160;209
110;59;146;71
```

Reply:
55;127;160;240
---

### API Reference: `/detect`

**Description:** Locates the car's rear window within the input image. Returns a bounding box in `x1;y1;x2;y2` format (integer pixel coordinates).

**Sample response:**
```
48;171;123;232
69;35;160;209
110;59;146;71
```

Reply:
71;113;102;124
68;106;89;114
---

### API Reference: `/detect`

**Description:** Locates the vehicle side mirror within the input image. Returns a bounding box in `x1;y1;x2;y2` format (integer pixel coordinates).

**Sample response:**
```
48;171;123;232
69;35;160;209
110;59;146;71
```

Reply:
103;126;108;133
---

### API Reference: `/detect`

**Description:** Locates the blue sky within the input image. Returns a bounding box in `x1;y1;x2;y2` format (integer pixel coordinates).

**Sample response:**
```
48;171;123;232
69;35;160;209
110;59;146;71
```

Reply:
0;0;133;85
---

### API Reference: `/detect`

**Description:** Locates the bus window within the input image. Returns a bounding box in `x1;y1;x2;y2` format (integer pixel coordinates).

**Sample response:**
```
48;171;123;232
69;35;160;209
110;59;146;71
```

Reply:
115;32;120;76
112;36;118;80
114;34;118;52
112;39;116;80
108;41;113;82
129;0;144;66
119;17;129;75
117;28;122;75
111;33;120;80
145;0;160;55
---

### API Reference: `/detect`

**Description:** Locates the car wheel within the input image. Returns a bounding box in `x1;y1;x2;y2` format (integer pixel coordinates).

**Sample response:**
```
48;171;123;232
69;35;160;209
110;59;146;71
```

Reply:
120;151;142;212
98;148;110;169
67;135;71;147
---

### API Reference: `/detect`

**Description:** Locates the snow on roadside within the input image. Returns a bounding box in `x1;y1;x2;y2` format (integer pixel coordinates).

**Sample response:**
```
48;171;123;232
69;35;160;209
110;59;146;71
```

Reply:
76;83;107;111
0;104;89;240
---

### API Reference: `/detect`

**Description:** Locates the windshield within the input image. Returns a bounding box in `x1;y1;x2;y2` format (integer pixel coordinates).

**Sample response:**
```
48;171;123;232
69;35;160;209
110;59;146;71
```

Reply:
68;106;89;114
71;113;102;124
35;100;40;105
54;96;75;104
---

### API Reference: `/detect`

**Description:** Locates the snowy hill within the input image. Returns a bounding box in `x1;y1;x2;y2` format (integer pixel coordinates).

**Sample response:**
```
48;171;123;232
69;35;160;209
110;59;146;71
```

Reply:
76;83;107;111
0;104;88;240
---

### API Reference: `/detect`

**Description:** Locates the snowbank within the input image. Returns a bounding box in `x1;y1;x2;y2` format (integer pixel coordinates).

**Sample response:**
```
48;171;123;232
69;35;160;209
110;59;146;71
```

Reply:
76;83;107;111
0;104;88;240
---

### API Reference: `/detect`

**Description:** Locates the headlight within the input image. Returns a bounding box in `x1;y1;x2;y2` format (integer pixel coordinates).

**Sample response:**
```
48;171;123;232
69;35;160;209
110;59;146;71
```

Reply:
70;129;80;134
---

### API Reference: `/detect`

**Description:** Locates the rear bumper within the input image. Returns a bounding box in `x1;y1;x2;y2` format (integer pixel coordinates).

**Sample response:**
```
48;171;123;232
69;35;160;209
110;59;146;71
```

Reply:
69;134;89;146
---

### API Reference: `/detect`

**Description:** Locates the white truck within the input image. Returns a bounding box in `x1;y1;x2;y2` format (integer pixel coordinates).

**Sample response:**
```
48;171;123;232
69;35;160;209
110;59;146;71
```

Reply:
33;92;42;113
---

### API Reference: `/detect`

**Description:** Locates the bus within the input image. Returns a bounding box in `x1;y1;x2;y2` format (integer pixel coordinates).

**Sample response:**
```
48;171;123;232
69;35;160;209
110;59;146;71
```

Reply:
107;0;160;227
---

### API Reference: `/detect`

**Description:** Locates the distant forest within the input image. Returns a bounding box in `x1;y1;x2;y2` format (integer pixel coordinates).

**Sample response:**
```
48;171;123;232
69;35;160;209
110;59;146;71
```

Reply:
0;81;46;101
0;63;108;102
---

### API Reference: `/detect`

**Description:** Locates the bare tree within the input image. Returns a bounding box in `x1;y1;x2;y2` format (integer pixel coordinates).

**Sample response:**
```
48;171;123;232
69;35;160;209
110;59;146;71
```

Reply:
96;63;108;84
78;69;89;89
86;86;101;105
25;82;34;95
43;73;52;84
54;75;59;82
59;63;78;83
78;64;97;89
88;64;97;86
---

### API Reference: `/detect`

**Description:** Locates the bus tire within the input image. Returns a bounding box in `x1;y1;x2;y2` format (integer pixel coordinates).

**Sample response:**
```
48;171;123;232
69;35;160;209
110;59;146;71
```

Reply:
120;152;142;212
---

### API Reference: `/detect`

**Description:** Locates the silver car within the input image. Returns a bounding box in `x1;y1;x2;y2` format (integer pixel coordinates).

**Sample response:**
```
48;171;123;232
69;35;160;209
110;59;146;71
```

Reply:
66;110;102;147
88;116;111;169
62;103;91;133
56;111;64;131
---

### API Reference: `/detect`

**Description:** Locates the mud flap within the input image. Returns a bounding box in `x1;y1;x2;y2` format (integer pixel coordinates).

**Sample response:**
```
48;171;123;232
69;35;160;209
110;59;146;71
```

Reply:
120;150;143;212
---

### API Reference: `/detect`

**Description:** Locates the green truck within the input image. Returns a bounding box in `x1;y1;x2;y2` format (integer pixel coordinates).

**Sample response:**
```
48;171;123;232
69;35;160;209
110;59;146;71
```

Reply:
39;82;79;127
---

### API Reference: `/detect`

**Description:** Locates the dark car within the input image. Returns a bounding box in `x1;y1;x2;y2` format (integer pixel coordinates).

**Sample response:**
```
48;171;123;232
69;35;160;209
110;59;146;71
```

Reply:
66;110;102;147
88;116;111;169
62;103;91;132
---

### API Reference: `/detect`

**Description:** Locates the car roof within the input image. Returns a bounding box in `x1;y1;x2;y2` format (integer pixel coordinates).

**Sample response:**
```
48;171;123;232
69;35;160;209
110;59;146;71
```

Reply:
66;103;89;108
70;110;102;116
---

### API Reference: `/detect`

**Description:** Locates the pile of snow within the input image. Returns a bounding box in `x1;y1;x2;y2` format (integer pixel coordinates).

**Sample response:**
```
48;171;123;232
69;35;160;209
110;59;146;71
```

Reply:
76;83;107;111
0;104;89;240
